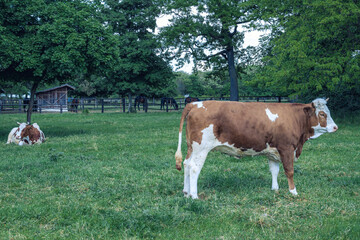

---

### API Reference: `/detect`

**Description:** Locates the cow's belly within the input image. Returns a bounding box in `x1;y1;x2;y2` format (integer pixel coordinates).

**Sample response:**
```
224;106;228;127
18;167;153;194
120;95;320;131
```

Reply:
214;143;281;162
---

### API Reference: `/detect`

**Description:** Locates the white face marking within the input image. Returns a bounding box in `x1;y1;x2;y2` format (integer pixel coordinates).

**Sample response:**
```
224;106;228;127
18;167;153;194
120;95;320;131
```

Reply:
192;102;205;109
310;98;338;139
265;108;279;122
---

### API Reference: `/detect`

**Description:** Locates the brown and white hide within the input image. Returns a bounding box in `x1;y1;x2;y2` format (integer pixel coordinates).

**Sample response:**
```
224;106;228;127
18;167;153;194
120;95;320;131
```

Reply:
7;122;45;146
175;98;338;199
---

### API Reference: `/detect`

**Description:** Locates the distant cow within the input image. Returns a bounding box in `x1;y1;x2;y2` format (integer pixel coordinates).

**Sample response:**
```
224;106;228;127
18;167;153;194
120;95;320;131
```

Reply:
7;122;45;145
175;98;338;199
160;97;178;110
185;97;200;106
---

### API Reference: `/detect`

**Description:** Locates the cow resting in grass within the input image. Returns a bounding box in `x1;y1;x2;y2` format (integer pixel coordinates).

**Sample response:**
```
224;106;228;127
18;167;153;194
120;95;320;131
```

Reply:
7;122;45;145
175;98;338;199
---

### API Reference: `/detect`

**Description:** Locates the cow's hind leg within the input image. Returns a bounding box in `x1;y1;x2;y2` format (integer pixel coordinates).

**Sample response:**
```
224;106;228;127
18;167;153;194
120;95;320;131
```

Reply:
183;158;191;197
268;160;280;191
182;146;192;197
188;150;209;199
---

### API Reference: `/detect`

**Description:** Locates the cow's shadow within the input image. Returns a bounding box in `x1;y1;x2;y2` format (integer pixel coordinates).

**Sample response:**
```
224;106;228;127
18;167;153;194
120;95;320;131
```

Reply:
201;171;269;193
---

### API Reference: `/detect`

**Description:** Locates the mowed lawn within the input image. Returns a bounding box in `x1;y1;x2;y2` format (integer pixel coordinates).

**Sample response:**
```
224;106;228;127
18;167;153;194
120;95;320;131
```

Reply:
0;112;359;239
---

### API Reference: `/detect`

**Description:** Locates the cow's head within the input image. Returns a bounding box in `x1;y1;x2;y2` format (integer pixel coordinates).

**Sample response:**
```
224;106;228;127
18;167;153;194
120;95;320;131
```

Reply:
14;122;28;144
306;98;338;139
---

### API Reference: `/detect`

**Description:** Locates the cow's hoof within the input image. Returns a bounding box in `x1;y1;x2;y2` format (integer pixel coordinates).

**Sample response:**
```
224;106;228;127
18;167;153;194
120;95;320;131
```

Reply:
190;194;198;200
289;188;298;196
183;191;190;198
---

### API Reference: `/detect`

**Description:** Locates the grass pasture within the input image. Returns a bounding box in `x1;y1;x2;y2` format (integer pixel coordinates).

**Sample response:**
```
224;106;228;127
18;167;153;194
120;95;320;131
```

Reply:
0;112;359;239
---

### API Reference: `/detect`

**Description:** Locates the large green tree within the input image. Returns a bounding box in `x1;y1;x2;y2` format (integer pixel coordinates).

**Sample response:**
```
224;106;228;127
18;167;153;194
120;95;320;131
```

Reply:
0;0;118;122
159;0;260;101
254;0;360;110
101;0;175;108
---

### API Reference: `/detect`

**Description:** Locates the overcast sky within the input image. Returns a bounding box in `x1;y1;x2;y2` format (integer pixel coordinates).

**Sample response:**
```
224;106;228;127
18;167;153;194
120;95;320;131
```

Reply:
156;15;265;73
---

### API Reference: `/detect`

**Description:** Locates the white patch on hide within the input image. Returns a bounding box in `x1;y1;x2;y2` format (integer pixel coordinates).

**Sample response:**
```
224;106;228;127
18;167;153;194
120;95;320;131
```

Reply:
192;102;205;109
265;108;279;122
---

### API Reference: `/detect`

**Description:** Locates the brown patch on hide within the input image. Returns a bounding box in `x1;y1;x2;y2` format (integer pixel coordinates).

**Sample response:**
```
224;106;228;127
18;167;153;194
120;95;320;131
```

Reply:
21;125;41;144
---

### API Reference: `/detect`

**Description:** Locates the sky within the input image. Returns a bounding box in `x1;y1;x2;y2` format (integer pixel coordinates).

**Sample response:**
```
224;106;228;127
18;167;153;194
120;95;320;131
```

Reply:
156;15;266;73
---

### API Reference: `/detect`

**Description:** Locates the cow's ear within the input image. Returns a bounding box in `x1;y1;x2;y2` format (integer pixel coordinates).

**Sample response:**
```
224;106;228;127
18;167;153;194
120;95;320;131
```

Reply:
303;106;315;116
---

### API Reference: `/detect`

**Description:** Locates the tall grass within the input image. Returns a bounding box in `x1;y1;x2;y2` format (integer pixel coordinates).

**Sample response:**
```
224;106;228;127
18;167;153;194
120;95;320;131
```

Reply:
0;112;359;239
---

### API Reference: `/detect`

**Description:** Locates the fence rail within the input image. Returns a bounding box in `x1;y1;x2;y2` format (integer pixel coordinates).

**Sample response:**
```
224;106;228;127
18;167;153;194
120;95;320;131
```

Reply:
0;96;290;114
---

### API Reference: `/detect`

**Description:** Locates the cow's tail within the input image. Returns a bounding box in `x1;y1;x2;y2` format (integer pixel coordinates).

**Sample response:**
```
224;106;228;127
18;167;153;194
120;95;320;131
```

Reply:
175;103;194;171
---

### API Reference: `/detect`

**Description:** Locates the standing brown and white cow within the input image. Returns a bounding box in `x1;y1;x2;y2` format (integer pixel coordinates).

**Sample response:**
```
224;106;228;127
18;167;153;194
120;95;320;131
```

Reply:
175;98;338;199
7;122;45;145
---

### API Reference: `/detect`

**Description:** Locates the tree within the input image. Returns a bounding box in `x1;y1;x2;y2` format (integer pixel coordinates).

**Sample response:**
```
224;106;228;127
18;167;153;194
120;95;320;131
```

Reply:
101;0;175;111
0;0;119;122
254;0;360;110
159;0;260;101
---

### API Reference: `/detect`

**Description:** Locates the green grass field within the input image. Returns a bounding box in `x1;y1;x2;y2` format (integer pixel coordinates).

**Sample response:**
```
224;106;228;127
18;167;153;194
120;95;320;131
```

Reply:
0;112;359;239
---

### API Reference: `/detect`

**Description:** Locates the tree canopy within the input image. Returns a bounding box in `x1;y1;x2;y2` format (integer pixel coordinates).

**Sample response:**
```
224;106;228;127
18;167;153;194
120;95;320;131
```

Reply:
100;0;176;99
159;0;261;101
0;0;119;122
253;0;360;110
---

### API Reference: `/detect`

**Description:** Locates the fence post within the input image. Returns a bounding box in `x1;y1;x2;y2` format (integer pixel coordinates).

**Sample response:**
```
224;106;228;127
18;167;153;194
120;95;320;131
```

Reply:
122;98;125;113
278;96;281;103
60;103;63;114
166;99;169;112
19;99;22;113
101;99;104;113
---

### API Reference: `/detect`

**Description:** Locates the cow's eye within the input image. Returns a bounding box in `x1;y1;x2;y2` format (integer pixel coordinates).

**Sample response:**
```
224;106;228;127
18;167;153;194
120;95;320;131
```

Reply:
319;113;325;117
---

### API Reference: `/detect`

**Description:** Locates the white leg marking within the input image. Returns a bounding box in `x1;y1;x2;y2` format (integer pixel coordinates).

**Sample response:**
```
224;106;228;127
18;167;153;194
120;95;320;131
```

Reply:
289;187;298;196
189;151;208;199
269;160;280;190
183;158;190;197
184;124;220;199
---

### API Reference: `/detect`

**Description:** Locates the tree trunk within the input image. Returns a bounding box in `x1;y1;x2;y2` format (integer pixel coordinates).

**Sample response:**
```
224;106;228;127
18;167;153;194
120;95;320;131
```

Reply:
26;81;39;124
227;46;239;101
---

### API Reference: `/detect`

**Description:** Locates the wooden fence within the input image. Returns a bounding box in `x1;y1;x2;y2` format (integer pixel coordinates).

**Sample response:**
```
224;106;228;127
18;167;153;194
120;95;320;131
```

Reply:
0;96;290;114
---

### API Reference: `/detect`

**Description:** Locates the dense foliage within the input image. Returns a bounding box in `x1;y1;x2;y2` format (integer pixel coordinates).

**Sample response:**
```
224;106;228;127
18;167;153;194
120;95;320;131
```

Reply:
0;0;119;122
159;0;261;101
1;0;359;112
252;0;360;111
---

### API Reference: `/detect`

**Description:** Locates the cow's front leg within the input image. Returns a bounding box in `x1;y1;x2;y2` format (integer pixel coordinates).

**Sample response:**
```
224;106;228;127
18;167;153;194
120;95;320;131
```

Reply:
268;160;280;191
280;150;298;196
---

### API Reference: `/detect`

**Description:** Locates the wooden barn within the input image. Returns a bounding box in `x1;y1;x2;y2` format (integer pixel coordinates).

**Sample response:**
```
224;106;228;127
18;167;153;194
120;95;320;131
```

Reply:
36;84;75;112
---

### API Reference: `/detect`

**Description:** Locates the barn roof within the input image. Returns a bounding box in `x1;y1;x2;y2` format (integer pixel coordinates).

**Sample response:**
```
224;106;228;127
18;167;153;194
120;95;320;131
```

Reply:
36;84;75;94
